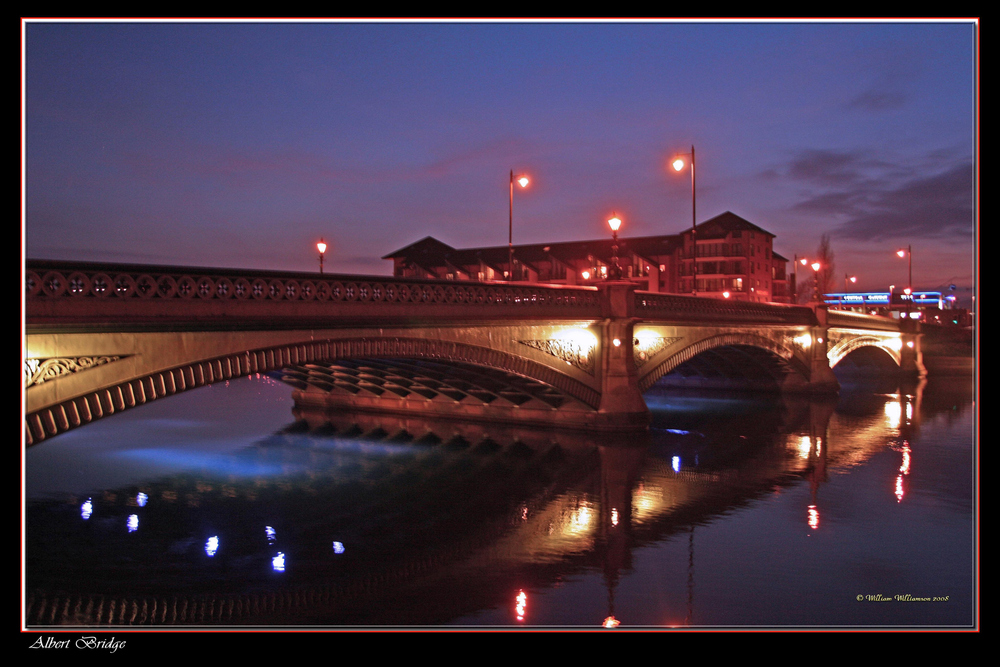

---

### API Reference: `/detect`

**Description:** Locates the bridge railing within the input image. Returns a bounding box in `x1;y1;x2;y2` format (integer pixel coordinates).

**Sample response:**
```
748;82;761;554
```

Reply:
825;308;902;331
25;260;603;316
28;260;896;330
633;291;816;325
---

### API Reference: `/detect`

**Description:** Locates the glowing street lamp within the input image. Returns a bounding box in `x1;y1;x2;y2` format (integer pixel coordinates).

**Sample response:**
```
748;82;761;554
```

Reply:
607;213;623;280
837;274;858;308
897;245;912;314
671;146;697;294
797;258;822;302
317;238;328;274
509;170;530;281
810;261;822;301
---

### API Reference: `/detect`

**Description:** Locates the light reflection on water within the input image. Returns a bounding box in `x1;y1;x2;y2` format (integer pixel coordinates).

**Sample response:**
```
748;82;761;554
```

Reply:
24;375;974;628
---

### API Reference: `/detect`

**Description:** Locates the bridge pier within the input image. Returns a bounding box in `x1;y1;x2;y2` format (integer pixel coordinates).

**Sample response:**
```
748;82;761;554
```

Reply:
778;305;839;394
594;283;651;429
807;306;841;394
899;319;928;379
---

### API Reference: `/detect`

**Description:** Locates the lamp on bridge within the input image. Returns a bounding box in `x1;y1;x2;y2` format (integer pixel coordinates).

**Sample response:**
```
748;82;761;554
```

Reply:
509;170;531;281
845;274;857;291
798;259;823;302
607;213;623;280
811;262;821;300
896;245;912;315
317;238;327;274
671;145;696;294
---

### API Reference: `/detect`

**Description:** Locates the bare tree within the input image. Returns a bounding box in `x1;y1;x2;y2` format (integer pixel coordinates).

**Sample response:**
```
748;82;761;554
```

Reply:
795;234;837;303
796;275;813;304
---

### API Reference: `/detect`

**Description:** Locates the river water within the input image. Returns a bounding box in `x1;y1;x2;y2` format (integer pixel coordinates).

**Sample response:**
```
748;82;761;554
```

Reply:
24;373;976;629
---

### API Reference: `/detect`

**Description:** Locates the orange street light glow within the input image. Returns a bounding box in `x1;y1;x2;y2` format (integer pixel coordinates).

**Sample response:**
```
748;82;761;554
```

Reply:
515;590;527;621
517;176;529;188
671;157;686;171
608;215;622;232
811;262;821;272
317;238;328;273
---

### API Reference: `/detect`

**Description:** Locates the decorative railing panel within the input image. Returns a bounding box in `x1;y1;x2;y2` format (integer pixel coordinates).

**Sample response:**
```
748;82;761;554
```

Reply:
825;309;901;331
633;291;816;325
25;261;602;312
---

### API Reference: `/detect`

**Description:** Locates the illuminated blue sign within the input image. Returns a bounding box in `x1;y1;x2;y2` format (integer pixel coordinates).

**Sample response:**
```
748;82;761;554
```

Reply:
823;292;890;305
824;291;942;306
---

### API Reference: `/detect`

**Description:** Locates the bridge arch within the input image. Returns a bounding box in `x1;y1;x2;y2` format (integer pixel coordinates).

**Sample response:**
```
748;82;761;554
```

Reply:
638;332;809;393
827;334;902;369
25;335;600;447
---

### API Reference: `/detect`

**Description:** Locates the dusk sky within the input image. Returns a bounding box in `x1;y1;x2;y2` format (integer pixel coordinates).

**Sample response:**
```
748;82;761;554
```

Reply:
23;20;977;295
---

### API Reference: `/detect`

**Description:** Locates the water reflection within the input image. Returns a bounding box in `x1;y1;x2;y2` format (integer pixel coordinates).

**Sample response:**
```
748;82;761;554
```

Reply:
24;375;974;627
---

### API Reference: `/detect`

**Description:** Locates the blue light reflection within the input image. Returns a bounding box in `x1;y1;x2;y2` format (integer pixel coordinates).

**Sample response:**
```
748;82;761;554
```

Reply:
205;536;219;557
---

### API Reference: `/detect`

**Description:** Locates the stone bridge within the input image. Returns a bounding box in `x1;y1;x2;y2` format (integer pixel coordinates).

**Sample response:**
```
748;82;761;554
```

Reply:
23;260;923;446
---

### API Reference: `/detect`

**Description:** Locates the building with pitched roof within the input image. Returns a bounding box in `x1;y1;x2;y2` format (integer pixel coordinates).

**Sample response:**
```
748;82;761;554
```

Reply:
383;211;791;303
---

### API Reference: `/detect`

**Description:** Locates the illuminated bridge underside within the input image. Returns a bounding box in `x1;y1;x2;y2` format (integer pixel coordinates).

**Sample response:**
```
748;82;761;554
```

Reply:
636;331;809;393
25;261;923;446
827;333;903;369
283;358;595;427
651;344;803;391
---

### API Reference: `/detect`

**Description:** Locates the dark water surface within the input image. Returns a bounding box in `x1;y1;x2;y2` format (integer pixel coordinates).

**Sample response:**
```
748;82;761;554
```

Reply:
24;374;976;628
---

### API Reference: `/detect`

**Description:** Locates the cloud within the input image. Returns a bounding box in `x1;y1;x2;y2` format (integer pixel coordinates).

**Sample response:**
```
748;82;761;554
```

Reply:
846;90;907;111
782;149;973;242
787;149;863;185
833;163;973;241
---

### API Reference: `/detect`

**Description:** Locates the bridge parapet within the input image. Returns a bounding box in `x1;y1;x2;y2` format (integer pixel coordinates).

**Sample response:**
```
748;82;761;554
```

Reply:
825;309;901;332
26;260;602;326
633;291;816;325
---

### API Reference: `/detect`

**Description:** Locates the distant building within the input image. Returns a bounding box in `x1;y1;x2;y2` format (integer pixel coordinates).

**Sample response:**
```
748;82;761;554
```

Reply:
383;211;791;303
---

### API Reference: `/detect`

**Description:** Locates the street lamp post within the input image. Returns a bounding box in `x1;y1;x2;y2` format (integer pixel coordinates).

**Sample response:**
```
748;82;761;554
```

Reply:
509;170;530;281
792;253;799;302
798;258;821;303
842;274;857;307
671;146;696;294
607;213;623;280
897;245;912;315
317;238;327;274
